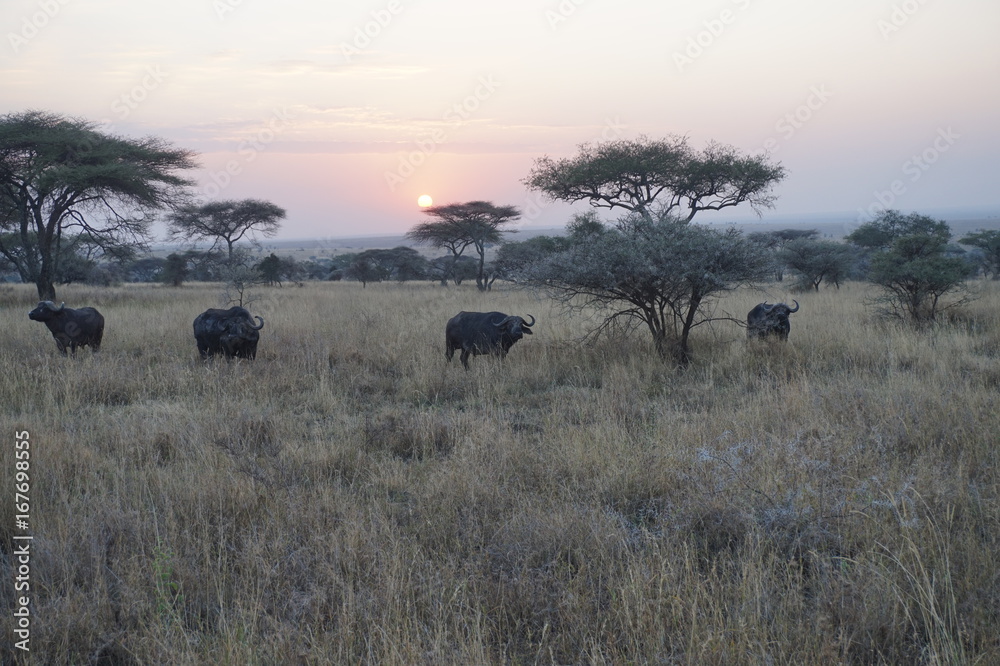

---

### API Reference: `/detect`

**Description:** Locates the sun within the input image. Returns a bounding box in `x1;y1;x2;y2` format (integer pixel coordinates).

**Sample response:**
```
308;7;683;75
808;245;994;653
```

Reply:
417;194;433;208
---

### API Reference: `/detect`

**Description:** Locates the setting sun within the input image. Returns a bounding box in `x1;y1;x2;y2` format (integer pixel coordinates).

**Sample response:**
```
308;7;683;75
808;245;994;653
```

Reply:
417;194;433;208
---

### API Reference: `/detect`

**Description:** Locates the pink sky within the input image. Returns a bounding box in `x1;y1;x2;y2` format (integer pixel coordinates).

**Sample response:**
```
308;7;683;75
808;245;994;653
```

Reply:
3;0;999;239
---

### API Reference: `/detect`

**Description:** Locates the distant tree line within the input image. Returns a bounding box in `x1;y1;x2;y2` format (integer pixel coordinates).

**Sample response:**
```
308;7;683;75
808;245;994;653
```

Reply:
0;241;485;290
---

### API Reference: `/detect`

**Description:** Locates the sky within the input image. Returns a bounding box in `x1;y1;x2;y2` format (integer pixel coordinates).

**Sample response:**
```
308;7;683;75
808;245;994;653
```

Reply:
2;0;999;240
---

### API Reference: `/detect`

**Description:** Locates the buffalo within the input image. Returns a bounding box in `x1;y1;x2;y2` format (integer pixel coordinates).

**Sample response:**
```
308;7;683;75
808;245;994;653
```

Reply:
747;300;799;341
193;307;265;360
28;301;105;355
445;311;535;369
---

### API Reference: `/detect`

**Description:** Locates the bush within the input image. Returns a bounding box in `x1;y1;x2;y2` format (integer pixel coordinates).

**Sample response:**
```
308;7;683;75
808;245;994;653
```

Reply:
848;210;974;322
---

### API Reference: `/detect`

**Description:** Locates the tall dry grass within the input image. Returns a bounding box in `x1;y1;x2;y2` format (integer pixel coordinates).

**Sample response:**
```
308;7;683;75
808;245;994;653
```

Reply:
1;279;999;664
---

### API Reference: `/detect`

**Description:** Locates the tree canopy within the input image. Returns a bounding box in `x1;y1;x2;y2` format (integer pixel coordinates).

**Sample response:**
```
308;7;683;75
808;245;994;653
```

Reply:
494;234;570;282
0;109;197;298
959;229;1000;279
405;200;520;290
167;198;285;263
779;238;857;291
256;253;304;287
520;212;774;363
847;210;973;322
343;247;429;286
523;135;785;223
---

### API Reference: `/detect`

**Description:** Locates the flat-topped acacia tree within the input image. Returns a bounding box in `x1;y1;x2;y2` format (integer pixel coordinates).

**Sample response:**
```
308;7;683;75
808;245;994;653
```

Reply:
167;199;286;265
406;200;520;291
518;135;786;363
0;110;197;299
524;134;785;223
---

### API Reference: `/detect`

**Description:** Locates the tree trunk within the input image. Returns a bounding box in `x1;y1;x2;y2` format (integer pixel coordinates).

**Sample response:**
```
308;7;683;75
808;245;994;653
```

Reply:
652;330;669;359
475;245;487;292
646;311;670;360
676;294;702;366
35;235;57;300
35;264;56;300
448;253;460;286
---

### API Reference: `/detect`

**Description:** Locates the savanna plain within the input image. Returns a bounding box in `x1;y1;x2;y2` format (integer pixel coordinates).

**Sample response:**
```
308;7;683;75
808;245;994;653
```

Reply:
1;279;999;665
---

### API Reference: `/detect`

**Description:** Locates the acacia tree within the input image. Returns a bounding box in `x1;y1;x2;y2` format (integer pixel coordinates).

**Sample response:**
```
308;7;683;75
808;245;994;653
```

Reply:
428;255;478;286
779;238;857;291
847;210;973;322
257;253;281;286
524;135;785;223
0;110;197;299
405;200;520;290
494;234;570;282
167;199;285;264
748;228;819;280
524;212;773;363
162;253;190;287
959;229;1000;279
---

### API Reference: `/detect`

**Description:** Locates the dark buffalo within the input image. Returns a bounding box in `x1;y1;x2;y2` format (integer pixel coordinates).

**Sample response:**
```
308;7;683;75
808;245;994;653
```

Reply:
193;307;265;360
747;300;799;341
445;311;535;369
28;301;104;355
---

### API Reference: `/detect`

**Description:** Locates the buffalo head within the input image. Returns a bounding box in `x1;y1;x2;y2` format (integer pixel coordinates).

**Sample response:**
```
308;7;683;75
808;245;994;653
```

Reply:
494;313;535;342
27;300;65;322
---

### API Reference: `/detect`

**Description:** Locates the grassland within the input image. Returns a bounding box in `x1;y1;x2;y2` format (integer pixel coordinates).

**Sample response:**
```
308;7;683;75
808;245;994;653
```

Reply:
1;279;999;664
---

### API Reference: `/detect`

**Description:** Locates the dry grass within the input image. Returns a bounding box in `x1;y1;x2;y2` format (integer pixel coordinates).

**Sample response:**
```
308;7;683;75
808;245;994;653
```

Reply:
2;279;999;664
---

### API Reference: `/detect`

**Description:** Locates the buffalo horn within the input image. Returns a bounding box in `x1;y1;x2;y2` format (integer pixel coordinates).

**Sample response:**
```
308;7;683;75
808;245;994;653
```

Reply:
788;300;800;313
523;314;535;327
250;315;265;330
